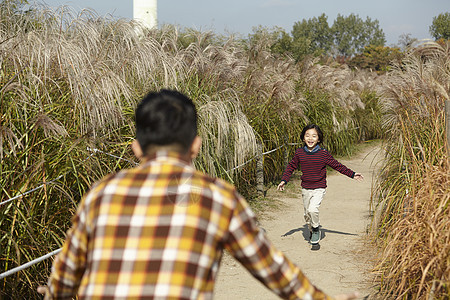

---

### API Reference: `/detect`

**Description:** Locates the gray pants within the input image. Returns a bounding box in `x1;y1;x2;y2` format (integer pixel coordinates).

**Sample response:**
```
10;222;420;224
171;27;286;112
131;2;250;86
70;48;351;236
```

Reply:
301;188;326;229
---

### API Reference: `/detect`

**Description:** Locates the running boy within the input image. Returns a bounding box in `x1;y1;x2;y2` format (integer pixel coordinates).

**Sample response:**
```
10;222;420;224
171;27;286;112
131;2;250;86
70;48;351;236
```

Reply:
277;124;364;244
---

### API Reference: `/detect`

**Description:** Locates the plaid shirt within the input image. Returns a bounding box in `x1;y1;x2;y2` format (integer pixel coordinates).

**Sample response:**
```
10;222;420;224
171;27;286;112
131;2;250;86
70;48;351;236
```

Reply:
47;151;331;300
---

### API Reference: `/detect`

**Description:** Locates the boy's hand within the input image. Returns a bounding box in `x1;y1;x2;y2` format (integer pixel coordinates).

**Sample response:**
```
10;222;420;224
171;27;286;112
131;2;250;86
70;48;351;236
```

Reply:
277;181;285;191
354;173;364;181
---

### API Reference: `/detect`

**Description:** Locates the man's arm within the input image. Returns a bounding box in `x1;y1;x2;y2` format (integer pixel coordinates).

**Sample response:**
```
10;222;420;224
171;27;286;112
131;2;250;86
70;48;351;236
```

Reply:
224;191;332;300
44;196;91;298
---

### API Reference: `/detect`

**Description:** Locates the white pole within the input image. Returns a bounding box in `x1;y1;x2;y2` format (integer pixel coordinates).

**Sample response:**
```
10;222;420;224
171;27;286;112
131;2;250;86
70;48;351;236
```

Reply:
133;0;157;29
0;248;62;279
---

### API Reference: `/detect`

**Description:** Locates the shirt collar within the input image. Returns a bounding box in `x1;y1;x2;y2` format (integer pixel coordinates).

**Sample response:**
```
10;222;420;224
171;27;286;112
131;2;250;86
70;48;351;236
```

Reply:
141;150;192;166
303;145;320;153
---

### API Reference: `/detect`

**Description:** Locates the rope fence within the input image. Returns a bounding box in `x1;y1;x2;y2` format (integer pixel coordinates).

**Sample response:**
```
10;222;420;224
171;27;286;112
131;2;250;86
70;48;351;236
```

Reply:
227;145;284;172
0;249;62;280
0;142;301;279
0;177;63;207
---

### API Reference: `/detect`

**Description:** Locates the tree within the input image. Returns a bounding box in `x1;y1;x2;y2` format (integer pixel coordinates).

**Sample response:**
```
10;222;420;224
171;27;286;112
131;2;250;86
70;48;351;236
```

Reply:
397;33;418;50
270;29;293;56
291;13;333;58
348;45;403;74
251;14;386;61
429;12;450;40
332;14;386;57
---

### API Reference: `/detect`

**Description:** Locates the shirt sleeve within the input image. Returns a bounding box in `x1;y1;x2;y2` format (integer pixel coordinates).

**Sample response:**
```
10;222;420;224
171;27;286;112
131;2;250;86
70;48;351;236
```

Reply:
324;150;355;178
46;193;92;299
224;191;332;300
281;149;301;184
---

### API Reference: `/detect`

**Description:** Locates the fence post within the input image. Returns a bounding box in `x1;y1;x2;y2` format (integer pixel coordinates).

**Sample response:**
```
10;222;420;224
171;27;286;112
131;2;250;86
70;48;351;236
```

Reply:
256;142;264;196
445;100;450;154
284;143;289;168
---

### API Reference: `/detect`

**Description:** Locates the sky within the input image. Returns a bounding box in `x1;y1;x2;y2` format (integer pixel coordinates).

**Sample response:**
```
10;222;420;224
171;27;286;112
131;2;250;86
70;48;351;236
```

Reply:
37;0;449;46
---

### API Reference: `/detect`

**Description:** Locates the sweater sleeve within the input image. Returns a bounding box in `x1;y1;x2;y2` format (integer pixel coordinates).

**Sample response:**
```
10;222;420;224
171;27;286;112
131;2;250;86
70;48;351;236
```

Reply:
324;150;355;178
281;149;301;183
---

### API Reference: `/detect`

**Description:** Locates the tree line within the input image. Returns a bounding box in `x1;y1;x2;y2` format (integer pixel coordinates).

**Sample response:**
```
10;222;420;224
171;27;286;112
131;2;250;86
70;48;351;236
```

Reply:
249;12;450;73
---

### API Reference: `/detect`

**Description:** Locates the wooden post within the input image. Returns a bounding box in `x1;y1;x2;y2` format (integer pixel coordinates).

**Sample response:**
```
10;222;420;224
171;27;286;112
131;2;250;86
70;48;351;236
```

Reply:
445;100;450;154
284;144;289;168
256;142;264;196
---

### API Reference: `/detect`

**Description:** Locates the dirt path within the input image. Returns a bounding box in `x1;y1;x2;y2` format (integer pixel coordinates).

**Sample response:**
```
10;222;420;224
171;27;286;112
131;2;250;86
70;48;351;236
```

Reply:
214;144;383;299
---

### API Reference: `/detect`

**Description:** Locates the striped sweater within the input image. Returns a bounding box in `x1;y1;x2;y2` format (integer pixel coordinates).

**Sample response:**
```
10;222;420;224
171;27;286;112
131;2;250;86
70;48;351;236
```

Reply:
281;147;355;189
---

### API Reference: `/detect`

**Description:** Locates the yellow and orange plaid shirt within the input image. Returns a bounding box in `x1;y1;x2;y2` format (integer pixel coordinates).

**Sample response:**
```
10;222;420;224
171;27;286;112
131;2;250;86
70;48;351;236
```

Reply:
47;151;331;299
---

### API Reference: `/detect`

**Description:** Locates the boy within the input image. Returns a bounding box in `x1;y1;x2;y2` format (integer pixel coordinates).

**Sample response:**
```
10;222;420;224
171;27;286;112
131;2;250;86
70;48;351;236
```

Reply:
278;124;364;244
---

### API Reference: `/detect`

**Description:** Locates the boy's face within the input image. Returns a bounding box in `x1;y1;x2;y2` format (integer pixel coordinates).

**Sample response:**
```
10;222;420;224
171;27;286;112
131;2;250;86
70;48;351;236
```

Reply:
303;128;319;150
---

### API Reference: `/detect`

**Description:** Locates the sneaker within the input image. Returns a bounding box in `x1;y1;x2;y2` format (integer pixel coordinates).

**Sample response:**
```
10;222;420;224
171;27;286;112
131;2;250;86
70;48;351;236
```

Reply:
311;227;320;244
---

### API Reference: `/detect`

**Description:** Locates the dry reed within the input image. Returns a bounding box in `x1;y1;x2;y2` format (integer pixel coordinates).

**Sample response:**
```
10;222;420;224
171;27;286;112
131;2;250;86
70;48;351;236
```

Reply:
372;41;450;299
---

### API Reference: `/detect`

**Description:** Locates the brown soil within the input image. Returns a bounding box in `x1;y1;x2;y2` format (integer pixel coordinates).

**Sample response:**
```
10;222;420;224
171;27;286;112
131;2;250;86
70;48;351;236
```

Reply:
214;144;383;299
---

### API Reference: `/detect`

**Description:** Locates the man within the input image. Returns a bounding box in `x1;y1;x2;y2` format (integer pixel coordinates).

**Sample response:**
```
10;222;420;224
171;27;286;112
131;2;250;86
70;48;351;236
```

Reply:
39;90;358;299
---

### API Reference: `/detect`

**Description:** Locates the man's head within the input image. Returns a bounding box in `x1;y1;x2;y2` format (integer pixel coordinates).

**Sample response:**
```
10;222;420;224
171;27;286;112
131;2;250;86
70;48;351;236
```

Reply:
133;89;200;158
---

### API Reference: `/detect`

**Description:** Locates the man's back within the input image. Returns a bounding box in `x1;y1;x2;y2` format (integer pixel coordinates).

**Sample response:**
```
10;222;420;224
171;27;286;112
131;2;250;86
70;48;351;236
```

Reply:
51;151;233;298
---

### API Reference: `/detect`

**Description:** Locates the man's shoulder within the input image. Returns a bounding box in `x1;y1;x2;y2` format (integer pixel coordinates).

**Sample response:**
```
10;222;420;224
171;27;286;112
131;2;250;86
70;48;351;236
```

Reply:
87;172;117;192
194;170;237;195
89;164;239;199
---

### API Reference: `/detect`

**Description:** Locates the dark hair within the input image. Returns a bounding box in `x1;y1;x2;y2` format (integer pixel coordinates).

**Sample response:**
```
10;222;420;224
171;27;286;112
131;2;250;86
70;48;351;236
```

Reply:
300;124;323;144
135;89;197;153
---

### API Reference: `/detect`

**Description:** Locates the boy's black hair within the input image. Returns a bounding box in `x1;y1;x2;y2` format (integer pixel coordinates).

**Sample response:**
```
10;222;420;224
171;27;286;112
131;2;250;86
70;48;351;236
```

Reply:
300;124;323;144
135;89;197;153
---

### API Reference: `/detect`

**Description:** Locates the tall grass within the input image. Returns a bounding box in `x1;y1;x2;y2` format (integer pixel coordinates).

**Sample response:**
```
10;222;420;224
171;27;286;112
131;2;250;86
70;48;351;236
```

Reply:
371;41;449;299
0;3;383;298
297;58;384;156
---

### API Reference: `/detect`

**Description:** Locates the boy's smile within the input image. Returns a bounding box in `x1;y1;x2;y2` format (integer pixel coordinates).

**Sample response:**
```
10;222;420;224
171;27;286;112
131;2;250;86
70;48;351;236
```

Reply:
304;128;319;151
